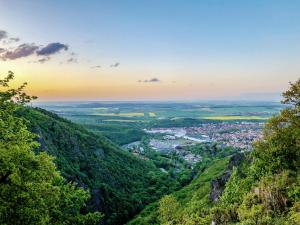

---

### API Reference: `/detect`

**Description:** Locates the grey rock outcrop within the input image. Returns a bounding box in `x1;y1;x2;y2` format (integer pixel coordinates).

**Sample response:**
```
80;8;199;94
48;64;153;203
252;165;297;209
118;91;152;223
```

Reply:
209;153;244;202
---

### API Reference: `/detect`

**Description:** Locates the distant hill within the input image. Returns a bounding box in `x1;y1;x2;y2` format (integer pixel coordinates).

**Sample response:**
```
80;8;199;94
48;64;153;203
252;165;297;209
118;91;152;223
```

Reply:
16;107;180;225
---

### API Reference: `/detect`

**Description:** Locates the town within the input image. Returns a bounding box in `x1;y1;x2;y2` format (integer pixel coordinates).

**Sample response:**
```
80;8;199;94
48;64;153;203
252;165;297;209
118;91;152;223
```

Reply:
145;121;263;150
123;121;264;165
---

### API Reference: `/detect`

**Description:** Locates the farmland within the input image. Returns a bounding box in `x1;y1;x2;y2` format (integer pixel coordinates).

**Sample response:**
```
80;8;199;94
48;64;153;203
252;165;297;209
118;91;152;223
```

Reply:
34;101;282;149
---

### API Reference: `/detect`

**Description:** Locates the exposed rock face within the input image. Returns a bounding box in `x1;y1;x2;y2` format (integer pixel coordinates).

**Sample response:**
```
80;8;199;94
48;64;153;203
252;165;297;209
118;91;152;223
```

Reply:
209;153;244;202
210;170;232;202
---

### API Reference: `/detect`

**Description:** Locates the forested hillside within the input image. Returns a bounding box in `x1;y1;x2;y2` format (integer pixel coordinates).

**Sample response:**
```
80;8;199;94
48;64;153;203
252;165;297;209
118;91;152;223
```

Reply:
0;72;102;225
128;152;243;224
129;80;300;225
16;107;181;225
128;157;231;224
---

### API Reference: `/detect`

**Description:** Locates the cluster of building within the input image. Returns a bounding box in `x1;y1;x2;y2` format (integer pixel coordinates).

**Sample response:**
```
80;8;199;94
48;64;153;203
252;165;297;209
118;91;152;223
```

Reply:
185;122;263;150
212;128;262;149
147;137;201;164
145;121;263;151
124;122;263;165
149;138;190;152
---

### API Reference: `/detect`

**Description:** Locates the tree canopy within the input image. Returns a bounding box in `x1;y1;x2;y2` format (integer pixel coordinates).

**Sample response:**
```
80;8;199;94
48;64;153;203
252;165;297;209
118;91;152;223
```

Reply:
0;71;102;225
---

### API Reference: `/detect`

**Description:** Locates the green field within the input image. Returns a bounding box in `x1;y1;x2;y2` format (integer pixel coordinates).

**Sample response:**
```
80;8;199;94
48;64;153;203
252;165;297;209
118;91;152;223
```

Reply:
202;115;267;120
92;112;145;117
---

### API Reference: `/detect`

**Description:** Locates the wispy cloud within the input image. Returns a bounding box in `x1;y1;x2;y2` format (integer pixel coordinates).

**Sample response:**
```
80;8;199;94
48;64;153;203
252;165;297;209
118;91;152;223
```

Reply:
3;37;20;45
138;77;161;83
91;65;101;69
66;57;78;63
9;37;20;42
0;30;20;44
110;62;120;67
28;57;50;64
37;57;50;64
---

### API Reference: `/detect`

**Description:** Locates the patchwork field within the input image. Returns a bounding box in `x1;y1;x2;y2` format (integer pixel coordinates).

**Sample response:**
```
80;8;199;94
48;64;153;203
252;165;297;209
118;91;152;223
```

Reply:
34;101;283;145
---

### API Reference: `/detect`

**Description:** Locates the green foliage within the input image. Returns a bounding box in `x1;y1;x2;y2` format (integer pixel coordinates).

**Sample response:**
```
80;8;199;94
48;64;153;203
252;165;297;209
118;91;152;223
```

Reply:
128;157;230;224
158;195;181;225
17;107;181;225
85;123;145;145
288;201;300;224
0;71;102;225
235;171;293;225
282;79;300;106
219;168;242;206
188;143;237;166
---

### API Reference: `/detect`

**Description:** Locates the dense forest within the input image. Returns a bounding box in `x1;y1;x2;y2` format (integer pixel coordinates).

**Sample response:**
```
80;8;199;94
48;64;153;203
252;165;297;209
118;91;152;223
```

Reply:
0;72;180;225
1;70;300;225
17;107;183;224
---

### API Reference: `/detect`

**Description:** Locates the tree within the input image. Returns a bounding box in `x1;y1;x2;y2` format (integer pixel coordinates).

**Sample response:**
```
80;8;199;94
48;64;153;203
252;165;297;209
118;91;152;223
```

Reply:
0;71;102;224
158;195;181;225
251;78;300;176
282;79;300;106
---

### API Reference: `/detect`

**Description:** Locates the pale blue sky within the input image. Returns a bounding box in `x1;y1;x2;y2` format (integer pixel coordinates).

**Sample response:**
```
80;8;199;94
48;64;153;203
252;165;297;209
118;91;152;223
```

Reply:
0;0;300;100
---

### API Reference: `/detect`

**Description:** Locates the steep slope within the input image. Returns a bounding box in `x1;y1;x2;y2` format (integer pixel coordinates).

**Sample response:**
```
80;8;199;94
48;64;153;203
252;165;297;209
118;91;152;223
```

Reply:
128;156;232;224
16;107;180;225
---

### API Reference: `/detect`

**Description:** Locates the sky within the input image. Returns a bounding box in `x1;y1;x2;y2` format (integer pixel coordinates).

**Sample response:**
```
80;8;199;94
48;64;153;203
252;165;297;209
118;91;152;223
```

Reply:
0;0;300;101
